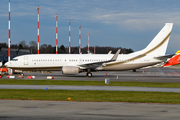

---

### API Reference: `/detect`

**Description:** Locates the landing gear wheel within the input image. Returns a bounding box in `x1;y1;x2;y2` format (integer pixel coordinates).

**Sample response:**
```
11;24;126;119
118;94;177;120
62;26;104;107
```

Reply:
86;72;92;77
133;69;136;72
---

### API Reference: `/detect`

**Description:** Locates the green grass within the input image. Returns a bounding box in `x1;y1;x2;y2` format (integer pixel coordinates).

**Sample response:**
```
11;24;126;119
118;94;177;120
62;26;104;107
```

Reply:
1;79;180;103
0;89;180;104
1;79;180;88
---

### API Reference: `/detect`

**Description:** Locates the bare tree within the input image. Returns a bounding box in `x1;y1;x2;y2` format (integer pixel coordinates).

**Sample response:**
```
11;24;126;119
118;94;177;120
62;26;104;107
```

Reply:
1;42;134;54
19;40;28;49
29;41;37;54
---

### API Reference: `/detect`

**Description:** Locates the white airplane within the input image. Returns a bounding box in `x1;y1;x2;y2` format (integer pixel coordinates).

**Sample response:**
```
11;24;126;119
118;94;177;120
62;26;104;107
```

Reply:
5;23;174;77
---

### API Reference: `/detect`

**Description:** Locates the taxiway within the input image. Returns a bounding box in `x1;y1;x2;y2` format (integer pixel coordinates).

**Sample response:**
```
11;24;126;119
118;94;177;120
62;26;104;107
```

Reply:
0;100;180;120
1;67;180;119
2;67;180;83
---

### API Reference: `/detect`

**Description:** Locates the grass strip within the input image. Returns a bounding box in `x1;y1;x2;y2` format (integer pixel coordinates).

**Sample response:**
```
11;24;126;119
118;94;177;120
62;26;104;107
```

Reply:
0;89;180;104
1;79;180;88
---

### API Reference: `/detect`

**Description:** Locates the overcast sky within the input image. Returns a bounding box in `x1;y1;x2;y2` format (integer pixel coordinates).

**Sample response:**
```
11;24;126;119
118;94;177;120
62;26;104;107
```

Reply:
0;0;180;54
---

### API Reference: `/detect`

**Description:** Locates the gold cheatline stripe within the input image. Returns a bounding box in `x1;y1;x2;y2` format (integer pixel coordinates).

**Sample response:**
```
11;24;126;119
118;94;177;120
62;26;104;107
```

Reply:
105;31;171;67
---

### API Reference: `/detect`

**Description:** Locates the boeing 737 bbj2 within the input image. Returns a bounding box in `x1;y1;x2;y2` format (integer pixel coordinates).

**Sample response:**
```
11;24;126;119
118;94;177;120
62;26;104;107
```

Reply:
5;23;174;77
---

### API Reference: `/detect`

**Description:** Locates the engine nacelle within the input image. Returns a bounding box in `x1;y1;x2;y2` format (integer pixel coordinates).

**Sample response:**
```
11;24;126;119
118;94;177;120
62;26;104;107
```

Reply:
62;66;80;75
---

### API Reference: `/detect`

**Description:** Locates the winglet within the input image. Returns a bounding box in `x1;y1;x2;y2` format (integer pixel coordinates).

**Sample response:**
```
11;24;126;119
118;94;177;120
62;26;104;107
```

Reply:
108;50;112;54
110;49;120;61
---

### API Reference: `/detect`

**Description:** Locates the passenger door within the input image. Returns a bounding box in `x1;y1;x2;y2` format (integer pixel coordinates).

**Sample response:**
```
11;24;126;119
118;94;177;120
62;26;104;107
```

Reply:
24;56;28;65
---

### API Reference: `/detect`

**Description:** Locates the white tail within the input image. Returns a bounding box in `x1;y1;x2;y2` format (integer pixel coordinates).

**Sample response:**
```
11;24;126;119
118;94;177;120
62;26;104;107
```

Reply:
143;23;173;57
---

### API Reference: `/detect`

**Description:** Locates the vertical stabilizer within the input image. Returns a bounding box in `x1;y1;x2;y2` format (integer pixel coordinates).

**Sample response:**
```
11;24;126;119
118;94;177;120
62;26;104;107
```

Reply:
144;23;173;56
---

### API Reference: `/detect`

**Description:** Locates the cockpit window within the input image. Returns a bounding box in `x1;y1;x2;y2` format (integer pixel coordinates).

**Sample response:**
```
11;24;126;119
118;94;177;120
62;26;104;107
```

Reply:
12;59;18;61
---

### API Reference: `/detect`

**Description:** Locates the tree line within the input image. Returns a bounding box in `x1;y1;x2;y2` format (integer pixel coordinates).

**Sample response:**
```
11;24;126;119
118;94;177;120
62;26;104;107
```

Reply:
0;40;134;54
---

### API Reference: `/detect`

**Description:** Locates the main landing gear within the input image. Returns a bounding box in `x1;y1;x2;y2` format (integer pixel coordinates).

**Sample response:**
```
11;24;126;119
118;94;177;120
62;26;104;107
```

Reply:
133;69;136;72
86;72;92;77
86;69;92;77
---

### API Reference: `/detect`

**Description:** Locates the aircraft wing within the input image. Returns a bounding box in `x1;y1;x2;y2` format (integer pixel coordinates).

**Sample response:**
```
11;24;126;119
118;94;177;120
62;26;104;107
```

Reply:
79;49;120;69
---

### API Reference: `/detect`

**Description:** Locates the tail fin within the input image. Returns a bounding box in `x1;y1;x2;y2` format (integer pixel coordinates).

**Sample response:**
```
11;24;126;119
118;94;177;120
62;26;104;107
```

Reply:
144;23;173;56
176;50;180;54
163;54;180;67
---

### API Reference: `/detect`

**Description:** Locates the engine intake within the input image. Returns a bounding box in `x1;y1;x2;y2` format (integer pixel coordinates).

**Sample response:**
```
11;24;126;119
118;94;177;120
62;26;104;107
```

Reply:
62;66;80;75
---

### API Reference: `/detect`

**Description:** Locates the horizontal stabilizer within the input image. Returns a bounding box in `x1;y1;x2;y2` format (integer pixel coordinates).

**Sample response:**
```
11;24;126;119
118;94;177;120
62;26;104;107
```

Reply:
154;54;175;61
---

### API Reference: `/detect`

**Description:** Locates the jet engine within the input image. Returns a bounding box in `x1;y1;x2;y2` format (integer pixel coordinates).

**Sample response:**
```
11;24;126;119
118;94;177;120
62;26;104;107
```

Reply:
62;66;80;75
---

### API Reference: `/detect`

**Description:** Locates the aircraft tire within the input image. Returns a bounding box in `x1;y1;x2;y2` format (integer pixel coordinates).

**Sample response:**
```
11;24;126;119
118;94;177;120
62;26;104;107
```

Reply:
87;72;92;77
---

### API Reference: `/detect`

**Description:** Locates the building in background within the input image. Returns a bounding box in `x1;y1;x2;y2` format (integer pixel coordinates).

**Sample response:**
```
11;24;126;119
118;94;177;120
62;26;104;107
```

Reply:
0;48;31;66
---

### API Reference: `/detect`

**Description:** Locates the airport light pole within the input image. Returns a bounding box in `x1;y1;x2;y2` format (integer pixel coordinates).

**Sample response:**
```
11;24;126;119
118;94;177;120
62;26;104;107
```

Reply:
8;0;12;74
56;14;58;54
69;20;71;54
88;33;89;54
37;6;40;54
8;0;11;62
94;46;95;54
79;25;81;54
